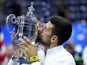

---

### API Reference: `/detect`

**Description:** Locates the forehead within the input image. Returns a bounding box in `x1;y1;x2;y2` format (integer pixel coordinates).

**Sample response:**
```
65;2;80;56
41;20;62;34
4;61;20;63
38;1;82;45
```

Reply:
45;21;54;29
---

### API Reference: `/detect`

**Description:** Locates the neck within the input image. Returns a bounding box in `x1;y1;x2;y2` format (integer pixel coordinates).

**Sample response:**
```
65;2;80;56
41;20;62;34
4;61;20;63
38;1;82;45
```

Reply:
44;42;58;54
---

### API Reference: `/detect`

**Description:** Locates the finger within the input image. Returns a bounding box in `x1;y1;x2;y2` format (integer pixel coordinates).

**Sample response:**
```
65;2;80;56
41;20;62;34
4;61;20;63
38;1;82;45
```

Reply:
19;44;28;52
13;50;20;57
13;44;20;50
23;36;31;45
36;21;41;28
19;48;29;59
19;44;30;50
19;44;29;57
19;38;26;44
19;48;26;55
19;38;31;49
23;36;36;47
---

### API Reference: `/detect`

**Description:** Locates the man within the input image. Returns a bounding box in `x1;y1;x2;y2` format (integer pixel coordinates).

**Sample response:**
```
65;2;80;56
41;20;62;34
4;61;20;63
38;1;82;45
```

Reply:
7;15;76;65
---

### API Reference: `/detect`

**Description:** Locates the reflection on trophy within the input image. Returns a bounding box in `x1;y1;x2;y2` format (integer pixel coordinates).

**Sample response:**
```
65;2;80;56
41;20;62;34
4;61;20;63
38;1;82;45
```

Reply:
6;2;38;44
6;2;44;64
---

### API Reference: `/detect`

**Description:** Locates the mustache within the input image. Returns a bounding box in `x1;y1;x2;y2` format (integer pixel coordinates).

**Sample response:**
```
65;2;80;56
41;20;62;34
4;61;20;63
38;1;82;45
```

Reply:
35;30;42;43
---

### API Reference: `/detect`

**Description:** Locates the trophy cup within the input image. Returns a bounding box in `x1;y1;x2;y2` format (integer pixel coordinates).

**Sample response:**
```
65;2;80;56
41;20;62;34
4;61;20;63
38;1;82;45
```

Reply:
6;2;41;64
6;2;38;44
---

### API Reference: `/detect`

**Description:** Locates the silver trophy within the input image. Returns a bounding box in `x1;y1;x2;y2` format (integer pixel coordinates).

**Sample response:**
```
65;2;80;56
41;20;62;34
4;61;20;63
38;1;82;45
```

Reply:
6;2;37;44
6;2;38;64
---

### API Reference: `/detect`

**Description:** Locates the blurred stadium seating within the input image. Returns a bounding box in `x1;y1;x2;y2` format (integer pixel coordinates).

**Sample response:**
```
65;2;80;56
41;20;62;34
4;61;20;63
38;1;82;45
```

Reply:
0;0;87;65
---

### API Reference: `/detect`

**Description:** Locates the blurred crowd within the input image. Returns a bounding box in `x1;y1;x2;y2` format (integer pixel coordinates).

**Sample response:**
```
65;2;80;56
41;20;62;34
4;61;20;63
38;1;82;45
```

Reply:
0;0;87;65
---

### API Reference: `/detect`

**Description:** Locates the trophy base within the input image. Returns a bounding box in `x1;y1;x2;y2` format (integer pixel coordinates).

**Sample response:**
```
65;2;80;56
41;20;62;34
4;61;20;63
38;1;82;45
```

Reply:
12;57;30;64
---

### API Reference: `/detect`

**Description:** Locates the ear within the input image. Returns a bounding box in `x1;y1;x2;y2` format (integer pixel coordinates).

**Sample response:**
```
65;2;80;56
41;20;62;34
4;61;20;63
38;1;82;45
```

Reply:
51;35;58;43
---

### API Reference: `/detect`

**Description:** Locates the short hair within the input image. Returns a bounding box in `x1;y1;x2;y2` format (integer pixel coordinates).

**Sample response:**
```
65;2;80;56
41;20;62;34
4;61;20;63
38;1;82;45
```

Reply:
49;15;72;45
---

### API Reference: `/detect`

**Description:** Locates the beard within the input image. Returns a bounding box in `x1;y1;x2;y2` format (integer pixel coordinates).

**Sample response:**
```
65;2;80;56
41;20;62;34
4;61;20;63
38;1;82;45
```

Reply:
35;31;51;45
35;32;46;44
35;34;43;43
34;30;44;43
35;34;51;46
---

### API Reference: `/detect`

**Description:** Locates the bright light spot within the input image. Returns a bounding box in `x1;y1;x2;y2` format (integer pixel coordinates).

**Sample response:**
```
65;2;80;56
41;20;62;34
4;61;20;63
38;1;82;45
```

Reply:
77;34;85;40
75;45;82;53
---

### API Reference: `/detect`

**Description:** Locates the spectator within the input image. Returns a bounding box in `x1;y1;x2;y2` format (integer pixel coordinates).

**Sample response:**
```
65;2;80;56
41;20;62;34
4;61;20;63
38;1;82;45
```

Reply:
57;0;69;18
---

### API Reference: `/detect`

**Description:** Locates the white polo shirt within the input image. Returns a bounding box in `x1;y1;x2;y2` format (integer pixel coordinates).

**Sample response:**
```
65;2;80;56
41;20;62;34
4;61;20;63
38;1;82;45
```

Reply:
7;45;76;65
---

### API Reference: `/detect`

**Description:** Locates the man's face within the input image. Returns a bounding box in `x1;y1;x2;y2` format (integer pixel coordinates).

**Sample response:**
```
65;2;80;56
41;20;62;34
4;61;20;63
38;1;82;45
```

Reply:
36;21;54;45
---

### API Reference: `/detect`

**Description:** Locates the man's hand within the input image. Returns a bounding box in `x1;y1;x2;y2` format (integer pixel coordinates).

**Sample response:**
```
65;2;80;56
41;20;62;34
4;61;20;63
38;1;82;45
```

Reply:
19;36;38;59
34;21;41;42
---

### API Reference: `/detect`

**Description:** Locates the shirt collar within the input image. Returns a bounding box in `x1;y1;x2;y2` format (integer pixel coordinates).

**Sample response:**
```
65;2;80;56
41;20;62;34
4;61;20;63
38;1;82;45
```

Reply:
46;45;64;56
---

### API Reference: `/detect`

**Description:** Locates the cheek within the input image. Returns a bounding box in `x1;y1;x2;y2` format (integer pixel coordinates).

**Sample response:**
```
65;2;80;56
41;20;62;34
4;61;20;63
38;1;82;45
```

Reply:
42;33;51;42
42;33;48;40
42;31;51;36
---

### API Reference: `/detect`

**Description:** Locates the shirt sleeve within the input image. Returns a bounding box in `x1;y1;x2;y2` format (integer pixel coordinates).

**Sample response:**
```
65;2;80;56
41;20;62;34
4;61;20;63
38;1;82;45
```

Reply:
55;61;76;65
7;58;19;65
31;61;41;65
54;56;76;65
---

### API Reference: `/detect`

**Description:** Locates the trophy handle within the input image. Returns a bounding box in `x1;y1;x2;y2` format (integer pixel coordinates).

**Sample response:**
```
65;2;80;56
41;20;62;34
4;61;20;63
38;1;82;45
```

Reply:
6;14;16;33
